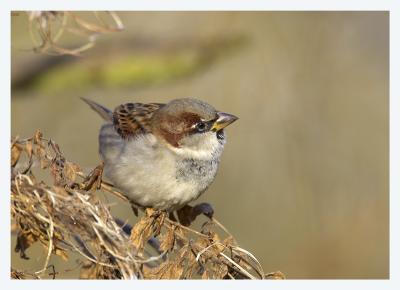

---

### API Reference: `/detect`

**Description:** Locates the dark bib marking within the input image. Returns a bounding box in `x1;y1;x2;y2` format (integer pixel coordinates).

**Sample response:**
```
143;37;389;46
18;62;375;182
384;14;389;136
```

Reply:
176;156;220;192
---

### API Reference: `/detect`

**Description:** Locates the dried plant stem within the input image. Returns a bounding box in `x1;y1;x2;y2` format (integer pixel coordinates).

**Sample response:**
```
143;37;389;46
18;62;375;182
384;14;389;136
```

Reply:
24;11;124;56
11;130;281;280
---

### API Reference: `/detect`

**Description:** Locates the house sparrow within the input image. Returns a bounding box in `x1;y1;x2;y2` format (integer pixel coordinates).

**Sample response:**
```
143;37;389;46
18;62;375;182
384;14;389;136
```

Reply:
81;97;238;212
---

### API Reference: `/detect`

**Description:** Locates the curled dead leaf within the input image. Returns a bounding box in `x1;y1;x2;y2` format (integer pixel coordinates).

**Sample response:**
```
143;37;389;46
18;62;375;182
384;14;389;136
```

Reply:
144;261;184;279
81;163;104;191
64;161;81;183
35;143;47;159
223;236;235;247
25;141;33;160
80;261;98;279
159;225;176;252
201;269;209;279
11;145;22;167
11;130;273;280
212;260;228;279
265;271;285;279
130;215;154;255
33;129;43;144
14;231;37;260
54;247;69;261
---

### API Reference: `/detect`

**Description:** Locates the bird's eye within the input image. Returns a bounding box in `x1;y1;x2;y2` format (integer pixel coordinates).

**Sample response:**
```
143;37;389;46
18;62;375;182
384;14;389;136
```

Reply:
195;121;207;132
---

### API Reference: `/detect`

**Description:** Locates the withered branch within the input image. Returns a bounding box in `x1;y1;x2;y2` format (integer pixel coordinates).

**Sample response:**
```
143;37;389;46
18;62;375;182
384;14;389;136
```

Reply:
11;130;283;280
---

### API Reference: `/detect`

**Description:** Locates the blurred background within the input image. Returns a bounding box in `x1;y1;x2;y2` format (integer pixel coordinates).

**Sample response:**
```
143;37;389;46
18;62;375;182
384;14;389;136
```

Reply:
11;11;388;279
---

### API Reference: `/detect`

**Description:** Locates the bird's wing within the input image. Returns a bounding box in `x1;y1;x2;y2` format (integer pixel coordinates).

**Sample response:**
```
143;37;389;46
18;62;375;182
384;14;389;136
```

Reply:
113;102;165;138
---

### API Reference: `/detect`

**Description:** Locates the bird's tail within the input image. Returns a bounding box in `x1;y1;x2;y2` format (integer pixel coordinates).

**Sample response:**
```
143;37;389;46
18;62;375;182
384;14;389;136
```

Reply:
81;97;113;122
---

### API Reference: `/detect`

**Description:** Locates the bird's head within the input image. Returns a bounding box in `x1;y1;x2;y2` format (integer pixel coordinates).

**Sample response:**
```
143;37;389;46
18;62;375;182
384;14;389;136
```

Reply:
151;98;238;159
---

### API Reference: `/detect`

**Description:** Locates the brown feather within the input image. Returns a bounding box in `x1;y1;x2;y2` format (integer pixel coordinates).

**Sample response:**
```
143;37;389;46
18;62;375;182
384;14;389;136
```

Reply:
113;103;164;138
154;112;203;148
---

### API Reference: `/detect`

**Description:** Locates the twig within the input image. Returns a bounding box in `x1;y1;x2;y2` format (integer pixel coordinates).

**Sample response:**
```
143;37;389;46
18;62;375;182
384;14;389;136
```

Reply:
10;130;274;280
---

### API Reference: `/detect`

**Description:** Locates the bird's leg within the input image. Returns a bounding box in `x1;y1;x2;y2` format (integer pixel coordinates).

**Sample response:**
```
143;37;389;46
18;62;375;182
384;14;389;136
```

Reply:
176;202;214;226
129;201;139;217
168;212;178;222
176;205;193;226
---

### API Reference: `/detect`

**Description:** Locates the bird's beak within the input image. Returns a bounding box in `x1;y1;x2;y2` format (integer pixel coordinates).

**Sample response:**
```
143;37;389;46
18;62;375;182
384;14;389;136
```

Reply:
211;112;239;131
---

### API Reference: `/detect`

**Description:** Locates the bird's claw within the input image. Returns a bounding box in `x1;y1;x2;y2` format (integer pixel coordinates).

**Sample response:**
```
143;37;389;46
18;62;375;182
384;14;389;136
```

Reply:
192;202;214;219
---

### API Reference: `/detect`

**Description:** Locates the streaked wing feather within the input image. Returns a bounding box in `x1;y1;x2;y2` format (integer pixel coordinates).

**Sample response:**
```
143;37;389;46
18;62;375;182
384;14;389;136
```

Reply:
113;102;164;138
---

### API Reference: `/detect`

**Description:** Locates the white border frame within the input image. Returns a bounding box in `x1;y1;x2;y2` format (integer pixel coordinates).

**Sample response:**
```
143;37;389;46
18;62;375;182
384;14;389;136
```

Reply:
2;1;398;290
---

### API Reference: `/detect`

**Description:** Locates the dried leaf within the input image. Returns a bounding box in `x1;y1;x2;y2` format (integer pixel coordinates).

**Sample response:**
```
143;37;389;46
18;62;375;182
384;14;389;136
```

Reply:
14;231;37;260
64;161;81;182
11;269;39;279
167;262;184;279
223;236;235;247
53;186;67;196
202;269;209;279
149;210;166;237
11;130;272;280
265;271;285;279
80;261;98;279
33;129;43;144
35;144;47;159
130;215;154;255
11;145;21;167
193;238;212;263
184;254;201;278
145;208;156;216
210;231;221;243
50;156;66;185
11;222;18;234
54;247;69;261
40;158;51;169
212;260;228;279
25;141;33;160
144;261;184;279
82;163;103;191
214;242;225;254
159;225;175;252
79;261;120;279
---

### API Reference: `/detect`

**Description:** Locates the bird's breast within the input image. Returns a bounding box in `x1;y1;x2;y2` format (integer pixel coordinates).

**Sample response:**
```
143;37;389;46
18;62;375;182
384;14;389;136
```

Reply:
176;157;220;193
99;127;223;210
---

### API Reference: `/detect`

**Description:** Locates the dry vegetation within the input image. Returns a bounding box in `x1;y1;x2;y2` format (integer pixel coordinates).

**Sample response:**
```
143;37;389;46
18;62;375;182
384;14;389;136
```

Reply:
24;11;124;56
11;130;284;280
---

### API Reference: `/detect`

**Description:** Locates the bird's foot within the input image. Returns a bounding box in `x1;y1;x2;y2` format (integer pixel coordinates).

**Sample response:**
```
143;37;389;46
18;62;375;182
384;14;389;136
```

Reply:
192;202;214;219
168;212;178;222
176;202;214;226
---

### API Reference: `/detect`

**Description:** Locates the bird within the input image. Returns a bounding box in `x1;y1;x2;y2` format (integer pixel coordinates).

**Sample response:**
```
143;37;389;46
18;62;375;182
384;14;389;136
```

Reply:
81;97;238;212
